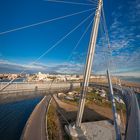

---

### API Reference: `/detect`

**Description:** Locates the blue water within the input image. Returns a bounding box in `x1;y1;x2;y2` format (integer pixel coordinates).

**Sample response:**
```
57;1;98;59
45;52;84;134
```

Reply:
0;97;42;140
120;77;140;84
0;78;25;82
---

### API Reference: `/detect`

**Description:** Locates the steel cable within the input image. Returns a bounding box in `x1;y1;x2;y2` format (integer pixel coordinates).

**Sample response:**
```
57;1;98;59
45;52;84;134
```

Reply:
0;8;95;36
0;12;94;92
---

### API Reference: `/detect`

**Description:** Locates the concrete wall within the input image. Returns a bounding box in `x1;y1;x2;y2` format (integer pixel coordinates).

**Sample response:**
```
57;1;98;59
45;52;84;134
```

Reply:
0;82;80;93
0;82;80;103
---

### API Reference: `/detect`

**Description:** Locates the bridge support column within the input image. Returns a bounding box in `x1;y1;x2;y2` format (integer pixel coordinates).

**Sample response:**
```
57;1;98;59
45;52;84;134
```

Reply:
76;0;103;129
65;0;103;139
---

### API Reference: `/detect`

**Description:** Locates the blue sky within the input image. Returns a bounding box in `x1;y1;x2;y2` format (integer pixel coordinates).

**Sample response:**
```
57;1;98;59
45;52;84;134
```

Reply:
0;0;140;76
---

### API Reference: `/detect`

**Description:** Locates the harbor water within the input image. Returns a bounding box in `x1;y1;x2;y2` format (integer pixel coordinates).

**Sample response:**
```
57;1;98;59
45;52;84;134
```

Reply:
0;97;42;140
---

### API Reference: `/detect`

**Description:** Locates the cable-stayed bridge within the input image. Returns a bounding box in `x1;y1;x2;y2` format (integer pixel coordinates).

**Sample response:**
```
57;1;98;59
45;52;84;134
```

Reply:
0;80;139;140
0;0;140;140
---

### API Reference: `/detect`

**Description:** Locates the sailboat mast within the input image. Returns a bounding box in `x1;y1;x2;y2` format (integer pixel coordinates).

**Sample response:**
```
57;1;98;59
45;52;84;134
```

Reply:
76;0;103;128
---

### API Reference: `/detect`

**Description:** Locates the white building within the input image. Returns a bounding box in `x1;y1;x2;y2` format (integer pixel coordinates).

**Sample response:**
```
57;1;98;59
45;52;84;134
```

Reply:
36;72;51;81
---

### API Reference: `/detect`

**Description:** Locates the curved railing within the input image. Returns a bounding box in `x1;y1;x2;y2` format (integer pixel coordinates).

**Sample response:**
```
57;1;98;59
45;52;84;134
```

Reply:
120;88;140;140
20;95;52;140
89;83;140;140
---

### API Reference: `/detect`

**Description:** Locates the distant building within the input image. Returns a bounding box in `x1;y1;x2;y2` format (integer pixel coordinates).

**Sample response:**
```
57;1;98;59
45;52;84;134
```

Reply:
36;72;51;81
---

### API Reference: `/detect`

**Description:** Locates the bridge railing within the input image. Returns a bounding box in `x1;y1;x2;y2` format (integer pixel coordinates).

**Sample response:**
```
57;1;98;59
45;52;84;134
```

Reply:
20;96;51;140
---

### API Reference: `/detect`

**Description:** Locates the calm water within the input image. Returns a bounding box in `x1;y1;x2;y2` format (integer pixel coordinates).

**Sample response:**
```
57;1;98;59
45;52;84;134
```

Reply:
120;77;140;84
0;78;25;82
0;97;42;140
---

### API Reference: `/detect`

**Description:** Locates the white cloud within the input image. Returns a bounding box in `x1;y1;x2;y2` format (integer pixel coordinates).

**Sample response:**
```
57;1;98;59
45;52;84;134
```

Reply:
92;1;140;77
0;59;47;73
0;59;85;74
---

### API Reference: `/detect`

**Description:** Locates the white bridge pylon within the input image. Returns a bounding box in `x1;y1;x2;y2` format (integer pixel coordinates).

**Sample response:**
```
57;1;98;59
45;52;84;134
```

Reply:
76;0;103;128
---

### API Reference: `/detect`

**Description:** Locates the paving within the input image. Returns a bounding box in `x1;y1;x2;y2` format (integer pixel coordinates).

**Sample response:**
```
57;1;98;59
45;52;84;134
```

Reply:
66;120;116;140
83;120;116;140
